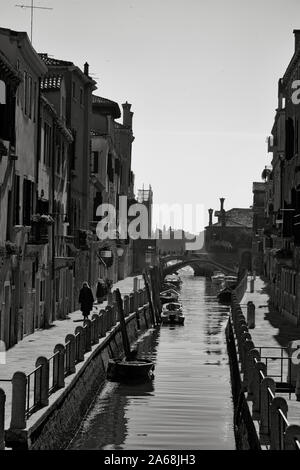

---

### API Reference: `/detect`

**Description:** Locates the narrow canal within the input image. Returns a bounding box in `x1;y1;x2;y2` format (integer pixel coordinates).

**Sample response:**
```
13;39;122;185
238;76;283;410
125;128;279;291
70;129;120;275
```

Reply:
69;270;235;450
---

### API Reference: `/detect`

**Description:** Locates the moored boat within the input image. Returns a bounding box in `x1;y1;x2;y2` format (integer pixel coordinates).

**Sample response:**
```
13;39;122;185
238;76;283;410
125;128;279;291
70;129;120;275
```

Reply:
211;271;225;284
164;274;182;287
217;286;232;304
160;288;179;304
224;275;238;289
161;302;185;325
107;358;155;382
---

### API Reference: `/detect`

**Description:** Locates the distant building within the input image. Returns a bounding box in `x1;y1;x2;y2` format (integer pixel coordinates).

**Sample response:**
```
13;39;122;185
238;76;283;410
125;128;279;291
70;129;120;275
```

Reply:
205;198;253;270
90;96;136;282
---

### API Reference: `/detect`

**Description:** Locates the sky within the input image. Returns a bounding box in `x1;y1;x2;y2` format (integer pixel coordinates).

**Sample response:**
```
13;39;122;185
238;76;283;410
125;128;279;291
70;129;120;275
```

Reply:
1;0;300;231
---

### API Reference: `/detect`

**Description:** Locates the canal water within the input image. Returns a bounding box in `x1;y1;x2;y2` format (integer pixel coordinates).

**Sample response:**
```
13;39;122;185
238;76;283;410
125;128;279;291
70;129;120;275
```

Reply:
69;271;235;450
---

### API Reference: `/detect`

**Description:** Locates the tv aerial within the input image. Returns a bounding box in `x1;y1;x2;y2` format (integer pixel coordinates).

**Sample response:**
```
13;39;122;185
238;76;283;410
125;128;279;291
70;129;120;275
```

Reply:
15;1;53;43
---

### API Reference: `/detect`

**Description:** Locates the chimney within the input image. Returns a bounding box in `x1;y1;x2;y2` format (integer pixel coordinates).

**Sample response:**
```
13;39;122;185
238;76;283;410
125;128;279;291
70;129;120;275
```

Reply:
293;30;300;52
220;198;225;211
122;101;133;128
208;208;213;226
84;62;89;76
219;198;226;227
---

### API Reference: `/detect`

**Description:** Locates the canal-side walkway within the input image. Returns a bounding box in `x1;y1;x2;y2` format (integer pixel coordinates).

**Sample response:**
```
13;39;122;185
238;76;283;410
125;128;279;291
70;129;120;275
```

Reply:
0;275;143;429
241;277;300;425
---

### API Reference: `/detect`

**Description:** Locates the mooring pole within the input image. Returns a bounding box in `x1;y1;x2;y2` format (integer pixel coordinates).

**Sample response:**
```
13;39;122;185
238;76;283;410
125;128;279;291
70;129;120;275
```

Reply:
115;289;131;360
143;270;157;326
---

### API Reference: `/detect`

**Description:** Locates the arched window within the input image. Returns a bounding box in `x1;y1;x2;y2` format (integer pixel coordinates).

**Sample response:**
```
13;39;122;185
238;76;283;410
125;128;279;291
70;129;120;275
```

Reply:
0;80;6;104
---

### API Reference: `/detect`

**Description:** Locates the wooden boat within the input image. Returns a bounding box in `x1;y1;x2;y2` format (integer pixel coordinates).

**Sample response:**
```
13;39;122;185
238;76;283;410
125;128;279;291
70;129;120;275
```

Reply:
160;288;179;304
211;271;225;284
107;358;154;382
107;289;155;382
161;302;185;325
217;286;233;304
161;282;180;292
224;275;238;289
164;274;182;287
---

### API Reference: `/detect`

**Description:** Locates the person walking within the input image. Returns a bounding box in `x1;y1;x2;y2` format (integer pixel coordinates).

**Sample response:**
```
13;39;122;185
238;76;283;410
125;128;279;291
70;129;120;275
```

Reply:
79;281;94;320
96;278;106;304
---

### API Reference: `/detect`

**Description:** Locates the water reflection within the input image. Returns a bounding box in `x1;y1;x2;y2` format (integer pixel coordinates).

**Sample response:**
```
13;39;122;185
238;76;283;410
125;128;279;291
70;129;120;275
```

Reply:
70;274;235;450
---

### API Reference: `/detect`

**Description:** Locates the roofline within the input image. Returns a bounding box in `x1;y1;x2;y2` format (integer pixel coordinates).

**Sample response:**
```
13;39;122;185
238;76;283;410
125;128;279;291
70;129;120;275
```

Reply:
0;27;47;76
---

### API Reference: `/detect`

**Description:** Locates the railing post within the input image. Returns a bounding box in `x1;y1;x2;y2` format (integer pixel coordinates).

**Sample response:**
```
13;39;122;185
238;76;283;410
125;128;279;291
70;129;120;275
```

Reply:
284;424;300;450
10;372;27;430
75;326;85;361
129;293;134;314
84;319;92;352
53;344;65;388
107;292;113;307
104;303;115;332
247;301;255;329
247;349;261;398
99;310;106;338
133;277;138;292
133;291;139;312
65;334;76;374
270;397;288;450
124;295;130;317
241;340;254;381
252;361;267;419
250;277;255;293
0;389;6;449
35;357;49;407
259;377;276;443
91;315;99;344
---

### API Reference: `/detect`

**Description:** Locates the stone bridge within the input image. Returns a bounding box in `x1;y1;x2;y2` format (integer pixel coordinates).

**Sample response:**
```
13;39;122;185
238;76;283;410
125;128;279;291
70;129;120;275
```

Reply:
161;252;238;276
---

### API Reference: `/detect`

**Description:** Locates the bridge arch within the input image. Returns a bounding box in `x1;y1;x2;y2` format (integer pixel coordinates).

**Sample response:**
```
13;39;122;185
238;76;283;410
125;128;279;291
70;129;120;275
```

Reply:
162;258;237;276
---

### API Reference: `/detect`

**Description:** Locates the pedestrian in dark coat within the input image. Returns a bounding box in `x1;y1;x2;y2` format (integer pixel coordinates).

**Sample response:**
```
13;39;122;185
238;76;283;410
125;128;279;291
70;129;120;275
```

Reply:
96;279;106;304
79;282;94;319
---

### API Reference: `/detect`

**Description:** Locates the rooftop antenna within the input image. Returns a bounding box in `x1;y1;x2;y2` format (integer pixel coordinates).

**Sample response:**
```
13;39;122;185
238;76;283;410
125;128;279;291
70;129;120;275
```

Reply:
15;1;53;44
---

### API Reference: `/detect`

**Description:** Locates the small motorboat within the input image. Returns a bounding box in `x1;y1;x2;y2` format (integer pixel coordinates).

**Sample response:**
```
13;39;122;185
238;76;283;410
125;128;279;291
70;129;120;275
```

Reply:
161;302;185;325
224;275;238;289
160;288;179;304
217;286;232;304
164;274;182;287
107;358;155;382
161;282;180;292
211;271;225;284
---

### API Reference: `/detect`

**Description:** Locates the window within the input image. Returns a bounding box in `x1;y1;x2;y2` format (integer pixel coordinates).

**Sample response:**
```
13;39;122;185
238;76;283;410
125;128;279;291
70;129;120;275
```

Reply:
33;82;37;122
0;80;6;104
72;81;76;99
13;175;20;225
107;154;114;182
16;60;20;105
43;122;52;166
92;151;99;173
23;71;27;113
23;179;34;225
80;88;83;106
70;129;76;170
40;279;45;302
28;75;32;118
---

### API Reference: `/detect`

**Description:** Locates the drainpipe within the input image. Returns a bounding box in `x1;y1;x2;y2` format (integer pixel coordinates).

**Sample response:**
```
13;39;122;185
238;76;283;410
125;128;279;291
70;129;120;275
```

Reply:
51;121;56;322
35;79;42;214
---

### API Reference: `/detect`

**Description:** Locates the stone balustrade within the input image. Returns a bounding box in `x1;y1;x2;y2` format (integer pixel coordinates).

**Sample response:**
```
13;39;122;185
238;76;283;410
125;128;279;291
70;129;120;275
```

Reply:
5;278;154;437
229;291;300;450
